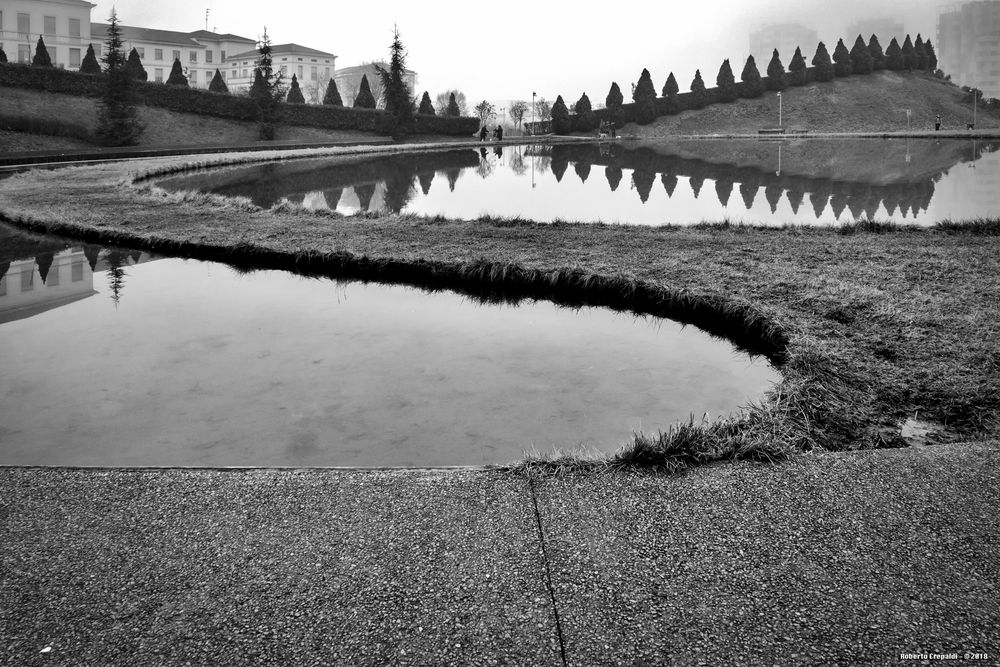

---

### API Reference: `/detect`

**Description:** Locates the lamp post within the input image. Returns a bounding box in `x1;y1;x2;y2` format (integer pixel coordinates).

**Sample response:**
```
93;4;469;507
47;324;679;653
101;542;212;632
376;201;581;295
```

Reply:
777;91;782;129
531;91;536;137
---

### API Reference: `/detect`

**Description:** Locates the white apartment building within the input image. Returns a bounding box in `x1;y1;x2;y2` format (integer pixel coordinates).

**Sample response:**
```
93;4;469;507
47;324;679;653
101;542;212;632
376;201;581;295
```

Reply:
226;43;336;96
0;0;95;68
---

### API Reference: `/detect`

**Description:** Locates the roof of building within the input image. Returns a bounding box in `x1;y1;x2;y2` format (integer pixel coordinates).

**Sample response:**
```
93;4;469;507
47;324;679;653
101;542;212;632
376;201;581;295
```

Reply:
229;43;337;61
91;23;204;48
188;30;256;43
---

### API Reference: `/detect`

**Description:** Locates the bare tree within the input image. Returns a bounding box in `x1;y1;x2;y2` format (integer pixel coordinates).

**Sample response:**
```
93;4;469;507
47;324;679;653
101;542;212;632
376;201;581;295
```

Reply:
435;89;467;115
534;96;552;121
474;100;496;126
303;72;332;104
508;100;529;132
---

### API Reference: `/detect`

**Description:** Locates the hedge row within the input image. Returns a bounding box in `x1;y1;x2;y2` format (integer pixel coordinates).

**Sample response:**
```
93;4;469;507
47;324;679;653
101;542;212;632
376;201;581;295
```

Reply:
0;62;479;136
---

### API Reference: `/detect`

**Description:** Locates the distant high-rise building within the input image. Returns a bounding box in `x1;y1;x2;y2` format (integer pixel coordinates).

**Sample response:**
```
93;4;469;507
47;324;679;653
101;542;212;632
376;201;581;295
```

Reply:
937;1;1000;97
749;23;818;66
846;19;905;44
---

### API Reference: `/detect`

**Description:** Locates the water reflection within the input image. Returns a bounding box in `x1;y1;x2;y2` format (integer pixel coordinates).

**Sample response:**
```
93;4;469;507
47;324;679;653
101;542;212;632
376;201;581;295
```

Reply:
158;139;1000;225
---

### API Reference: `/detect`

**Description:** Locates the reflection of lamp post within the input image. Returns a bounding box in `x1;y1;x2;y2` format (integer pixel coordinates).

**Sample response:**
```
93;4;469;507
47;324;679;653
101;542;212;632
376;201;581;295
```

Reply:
776;144;782;176
777;91;782;128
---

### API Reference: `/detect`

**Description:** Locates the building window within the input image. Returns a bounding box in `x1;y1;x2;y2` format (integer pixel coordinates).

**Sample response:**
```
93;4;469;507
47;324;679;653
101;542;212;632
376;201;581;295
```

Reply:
173;49;180;61
136;47;144;59
189;51;198;63
21;268;33;292
154;48;162;61
69;48;80;67
298;65;303;78
220;71;226;80
71;261;84;282
48;265;60;287
17;13;30;39
232;69;238;79
241;68;247;78
221;50;226;61
189;70;197;83
281;57;287;62
311;59;317;63
311;66;317;80
206;50;213;63
324;67;330;77
297;57;303;61
154;68;163;82
18;44;30;63
44;16;56;36
69;18;80;38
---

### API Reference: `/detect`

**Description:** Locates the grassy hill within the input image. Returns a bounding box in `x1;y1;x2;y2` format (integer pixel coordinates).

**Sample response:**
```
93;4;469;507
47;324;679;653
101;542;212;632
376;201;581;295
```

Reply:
627;71;1000;137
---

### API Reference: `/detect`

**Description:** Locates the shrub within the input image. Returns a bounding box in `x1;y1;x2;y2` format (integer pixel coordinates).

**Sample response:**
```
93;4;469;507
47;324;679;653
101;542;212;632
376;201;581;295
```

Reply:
812;41;834;81
716;59;737;101
33;37;53;67
850;35;874;74
885;37;903;70
166;58;188;86
286;73;305;103
80;44;100;74
788;46;807;85
354;73;376;109
418;91;435;115
125;47;147;81
901;35;916;71
740;55;763;97
446;92;460;116
550;95;571;134
832;38;852;76
209;69;228;94
662;71;679;98
323;79;343;106
632;68;657;124
868;34;886;70
766;49;787;90
924;39;938;71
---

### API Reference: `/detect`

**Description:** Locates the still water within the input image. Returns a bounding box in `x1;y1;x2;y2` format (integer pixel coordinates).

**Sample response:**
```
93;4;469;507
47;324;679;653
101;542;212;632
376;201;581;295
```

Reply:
0;227;777;467
157;139;1000;225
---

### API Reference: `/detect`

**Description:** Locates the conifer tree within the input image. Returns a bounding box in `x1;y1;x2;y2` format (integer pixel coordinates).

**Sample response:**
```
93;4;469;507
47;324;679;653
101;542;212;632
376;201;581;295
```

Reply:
812;41;834;81
716;59;737;101
788;46;807;85
901;35;916;71
418;91;435;114
741;54;763;97
323;79;343;106
868;34;886;70
833;38;852;76
690;69;707;107
924;39;938;71
914;34;928;71
605;81;623;124
766;49;787;90
32;37;53;67
0;45;6;63
574;92;597;130
353;74;376;108
166;58;188;85
885;37;903;70
850;35;874;74
662;72;679;98
632;68;657;124
550;95;571;134
96;10;142;146
80;44;100;74
286;73;305;103
375;26;415;138
446;92;460;116
124;47;147;81
209;68;229;93
250;28;284;139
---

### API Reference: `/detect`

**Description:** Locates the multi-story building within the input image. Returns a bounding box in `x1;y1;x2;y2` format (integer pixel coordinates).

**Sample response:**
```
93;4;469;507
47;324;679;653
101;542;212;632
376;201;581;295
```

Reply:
845;18;905;44
937;1;1000;97
333;62;416;108
748;23;818;66
226;43;336;98
0;0;95;69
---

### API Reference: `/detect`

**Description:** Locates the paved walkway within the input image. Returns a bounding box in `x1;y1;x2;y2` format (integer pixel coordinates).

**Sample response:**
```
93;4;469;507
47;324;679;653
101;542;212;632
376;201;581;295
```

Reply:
2;443;998;666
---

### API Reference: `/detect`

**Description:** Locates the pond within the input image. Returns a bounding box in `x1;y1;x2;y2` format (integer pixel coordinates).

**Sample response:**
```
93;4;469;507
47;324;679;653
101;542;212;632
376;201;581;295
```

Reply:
0;225;777;467
157;138;1000;225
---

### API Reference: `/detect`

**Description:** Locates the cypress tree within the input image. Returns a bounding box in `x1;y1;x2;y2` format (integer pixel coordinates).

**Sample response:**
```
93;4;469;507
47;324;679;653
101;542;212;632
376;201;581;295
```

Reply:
901;35;916;71
885;37;903;70
96;9;141;146
716;59;737;101
689;69;707;108
32;37;53;67
575;92;592;114
632;68;657;124
812;41;834;81
286;73;305;103
662;71;679;98
850;35;874;74
80;44;100;74
924;39;938;71
418;91;435;115
766;49;787;90
446;92;460;116
550;95;571;135
124;47;147;81
166;58;188;86
209;69;229;93
574;92;597;131
833;38;852;76
868;34;886;70
375;26;415;137
741;54;763;97
606;81;623;125
0;45;6;63
788;46;807;85
353;74;376;108
914;34;928;71
323;79;343;106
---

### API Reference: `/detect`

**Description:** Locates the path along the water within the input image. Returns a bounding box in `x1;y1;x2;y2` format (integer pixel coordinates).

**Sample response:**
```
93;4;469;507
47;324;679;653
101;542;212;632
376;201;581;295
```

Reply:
2;442;997;666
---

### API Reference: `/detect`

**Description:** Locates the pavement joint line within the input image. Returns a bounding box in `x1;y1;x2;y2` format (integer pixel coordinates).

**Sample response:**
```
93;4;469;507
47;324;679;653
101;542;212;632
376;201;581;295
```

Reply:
528;474;569;667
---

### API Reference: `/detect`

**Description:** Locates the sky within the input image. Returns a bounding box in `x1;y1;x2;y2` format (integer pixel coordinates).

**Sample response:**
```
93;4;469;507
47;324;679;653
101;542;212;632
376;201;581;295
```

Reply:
91;0;942;108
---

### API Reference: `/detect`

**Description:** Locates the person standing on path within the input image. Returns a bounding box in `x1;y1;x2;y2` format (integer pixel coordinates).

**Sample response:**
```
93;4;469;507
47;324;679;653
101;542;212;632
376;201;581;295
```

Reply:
479;126;488;142
495;125;503;141
935;114;942;131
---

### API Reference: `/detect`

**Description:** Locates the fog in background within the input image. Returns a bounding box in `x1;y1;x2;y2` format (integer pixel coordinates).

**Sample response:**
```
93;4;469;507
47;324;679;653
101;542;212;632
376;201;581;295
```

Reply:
92;0;941;107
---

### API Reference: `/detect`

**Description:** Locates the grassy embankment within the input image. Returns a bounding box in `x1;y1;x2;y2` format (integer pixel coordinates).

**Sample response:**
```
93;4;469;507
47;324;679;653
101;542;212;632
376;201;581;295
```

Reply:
1;140;998;471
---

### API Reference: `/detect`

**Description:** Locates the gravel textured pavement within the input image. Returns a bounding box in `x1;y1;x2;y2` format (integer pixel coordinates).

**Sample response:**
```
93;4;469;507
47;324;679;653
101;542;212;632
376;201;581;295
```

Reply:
2;443;998;666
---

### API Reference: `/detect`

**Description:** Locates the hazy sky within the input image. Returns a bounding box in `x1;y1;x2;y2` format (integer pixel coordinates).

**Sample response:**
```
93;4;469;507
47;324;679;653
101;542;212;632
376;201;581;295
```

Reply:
91;1;940;107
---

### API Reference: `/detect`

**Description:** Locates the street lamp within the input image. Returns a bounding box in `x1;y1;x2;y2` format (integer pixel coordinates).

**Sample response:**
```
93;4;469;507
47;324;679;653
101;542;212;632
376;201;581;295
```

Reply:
531;91;536;137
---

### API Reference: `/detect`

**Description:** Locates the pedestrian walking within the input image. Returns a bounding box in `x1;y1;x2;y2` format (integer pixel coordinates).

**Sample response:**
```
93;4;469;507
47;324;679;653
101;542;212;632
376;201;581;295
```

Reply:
935;114;942;131
479;126;488;142
495;125;503;141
